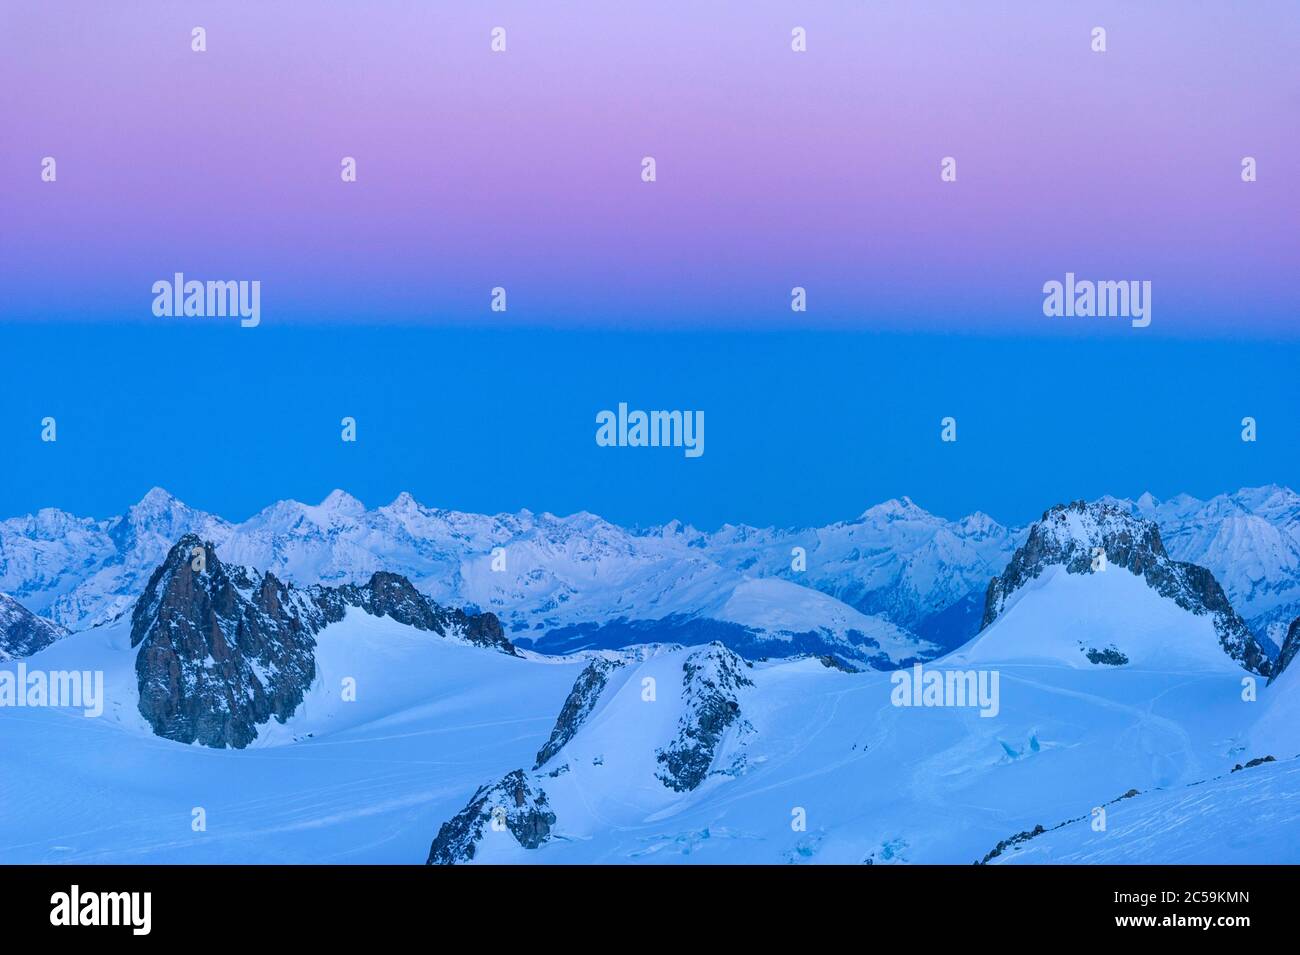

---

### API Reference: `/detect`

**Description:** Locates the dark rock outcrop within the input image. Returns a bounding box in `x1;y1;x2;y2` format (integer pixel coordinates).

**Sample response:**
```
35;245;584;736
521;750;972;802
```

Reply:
655;644;754;792
1084;646;1129;666
0;593;69;661
818;653;858;672
132;535;514;748
427;643;759;862
976;787;1142;864
131;537;325;749
534;657;624;770
1231;755;1275;772
1268;617;1300;685
426;770;555;865
310;571;516;655
978;824;1046;865
982;501;1273;676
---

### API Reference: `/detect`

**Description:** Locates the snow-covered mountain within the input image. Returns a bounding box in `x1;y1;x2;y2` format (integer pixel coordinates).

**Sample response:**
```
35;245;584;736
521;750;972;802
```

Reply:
1;485;1296;668
0;487;230;630
0;489;945;669
975;500;1273;675
420;501;1294;864
3;499;1298;864
667;496;1020;653
1113;485;1300;650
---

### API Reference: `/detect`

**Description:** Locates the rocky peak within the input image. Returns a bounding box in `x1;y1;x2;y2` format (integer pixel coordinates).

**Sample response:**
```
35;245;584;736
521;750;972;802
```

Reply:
1133;490;1158;511
385;491;422;513
317;489;366;517
133;486;180;512
426;770;556;865
428;643;757;864
131;535;322;748
0;594;69;661
1269;616;1300;685
311;569;515;654
958;510;1005;540
534;656;625;770
860;496;928;523
656;643;755;792
982;501;1274;676
109;488;212;554
130;536;516;748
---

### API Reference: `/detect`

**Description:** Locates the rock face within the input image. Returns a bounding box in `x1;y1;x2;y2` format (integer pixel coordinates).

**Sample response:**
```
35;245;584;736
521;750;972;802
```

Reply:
1117;485;1300;651
131;537;327;749
427;643;759;862
1268;617;1300;685
534;657;624;770
426;770;556;865
655;644;754;792
310;571;515;655
0;594;69;661
131;535;513;748
982;501;1274;677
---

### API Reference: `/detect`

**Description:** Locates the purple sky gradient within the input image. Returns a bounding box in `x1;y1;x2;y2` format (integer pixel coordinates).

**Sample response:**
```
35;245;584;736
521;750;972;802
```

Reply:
3;1;1297;336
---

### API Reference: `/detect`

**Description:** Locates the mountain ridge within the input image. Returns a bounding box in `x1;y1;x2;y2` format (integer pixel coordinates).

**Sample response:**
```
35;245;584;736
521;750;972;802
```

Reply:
974;500;1275;676
2;485;1296;665
131;534;513;748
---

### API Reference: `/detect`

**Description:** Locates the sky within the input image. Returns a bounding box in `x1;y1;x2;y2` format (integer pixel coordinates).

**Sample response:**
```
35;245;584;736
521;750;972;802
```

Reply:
0;2;1296;528
1;323;1294;530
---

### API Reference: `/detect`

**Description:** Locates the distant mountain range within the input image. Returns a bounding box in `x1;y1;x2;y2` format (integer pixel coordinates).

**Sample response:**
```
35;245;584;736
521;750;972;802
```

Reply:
2;485;1297;667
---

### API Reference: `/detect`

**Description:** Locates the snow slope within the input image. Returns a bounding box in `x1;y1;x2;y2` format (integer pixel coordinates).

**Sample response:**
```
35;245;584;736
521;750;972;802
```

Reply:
951;565;1242;672
426;653;1275;864
1123;485;1300;646
0;617;583;863
2;576;1292;864
0;593;67;661
2;494;1298;864
989;757;1300;865
1247;627;1300;761
419;504;1290;864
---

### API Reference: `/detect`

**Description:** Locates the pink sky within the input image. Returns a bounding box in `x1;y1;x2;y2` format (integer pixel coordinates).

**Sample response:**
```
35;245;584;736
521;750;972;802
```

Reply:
2;1;1296;335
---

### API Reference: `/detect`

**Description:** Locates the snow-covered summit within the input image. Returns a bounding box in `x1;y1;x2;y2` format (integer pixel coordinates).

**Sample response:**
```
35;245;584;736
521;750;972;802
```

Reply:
974;501;1273;675
130;534;513;748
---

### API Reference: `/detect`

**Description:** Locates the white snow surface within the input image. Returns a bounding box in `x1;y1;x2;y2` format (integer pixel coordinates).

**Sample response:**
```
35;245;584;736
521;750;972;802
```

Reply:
951;565;1240;672
3;540;1295;864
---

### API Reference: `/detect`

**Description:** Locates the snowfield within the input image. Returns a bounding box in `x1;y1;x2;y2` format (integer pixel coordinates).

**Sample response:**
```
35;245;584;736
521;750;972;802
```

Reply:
3;556;1294;864
0;617;583;863
990;757;1300;865
951;564;1239;672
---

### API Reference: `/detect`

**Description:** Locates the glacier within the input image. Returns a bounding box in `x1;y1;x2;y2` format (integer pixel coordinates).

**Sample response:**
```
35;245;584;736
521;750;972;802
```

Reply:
1;491;1298;864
